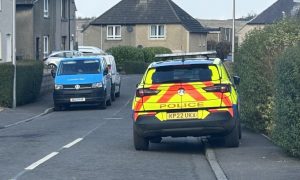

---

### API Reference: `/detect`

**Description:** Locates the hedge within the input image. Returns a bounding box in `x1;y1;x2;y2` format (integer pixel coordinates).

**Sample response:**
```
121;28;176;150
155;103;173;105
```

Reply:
272;46;300;157
235;19;300;133
0;63;14;107
106;46;145;65
142;47;172;63
119;61;149;74
0;61;44;107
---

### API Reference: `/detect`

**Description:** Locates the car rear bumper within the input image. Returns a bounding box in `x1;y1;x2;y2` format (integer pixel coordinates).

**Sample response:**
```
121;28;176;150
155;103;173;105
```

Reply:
53;88;106;105
134;112;236;138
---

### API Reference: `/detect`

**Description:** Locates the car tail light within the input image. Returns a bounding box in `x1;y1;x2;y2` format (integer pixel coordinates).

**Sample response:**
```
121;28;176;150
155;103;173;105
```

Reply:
203;84;231;93
136;88;160;97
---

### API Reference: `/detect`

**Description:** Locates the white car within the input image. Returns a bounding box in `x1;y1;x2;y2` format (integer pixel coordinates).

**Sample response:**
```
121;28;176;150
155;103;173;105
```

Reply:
78;46;105;54
44;50;83;69
101;55;121;100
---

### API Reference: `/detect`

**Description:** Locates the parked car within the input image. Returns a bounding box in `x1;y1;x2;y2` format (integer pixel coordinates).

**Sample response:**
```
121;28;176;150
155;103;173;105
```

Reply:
132;52;241;151
101;55;121;101
44;50;82;70
52;57;112;110
78;46;105;54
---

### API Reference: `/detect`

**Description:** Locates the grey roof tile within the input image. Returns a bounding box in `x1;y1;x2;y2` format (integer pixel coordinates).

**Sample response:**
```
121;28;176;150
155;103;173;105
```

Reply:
90;0;206;33
248;0;296;25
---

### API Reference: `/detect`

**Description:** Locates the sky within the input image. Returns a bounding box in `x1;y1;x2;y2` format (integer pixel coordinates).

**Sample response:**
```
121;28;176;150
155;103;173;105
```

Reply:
74;0;278;20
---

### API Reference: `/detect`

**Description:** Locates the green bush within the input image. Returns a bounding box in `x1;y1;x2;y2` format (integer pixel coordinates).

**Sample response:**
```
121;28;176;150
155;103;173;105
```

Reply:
119;61;149;74
142;47;172;63
0;63;14;107
272;46;300;157
235;19;300;132
106;46;144;65
0;61;44;107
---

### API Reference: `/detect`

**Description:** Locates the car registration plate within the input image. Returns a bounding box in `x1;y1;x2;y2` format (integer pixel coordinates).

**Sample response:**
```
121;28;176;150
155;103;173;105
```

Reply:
70;98;86;102
167;112;198;120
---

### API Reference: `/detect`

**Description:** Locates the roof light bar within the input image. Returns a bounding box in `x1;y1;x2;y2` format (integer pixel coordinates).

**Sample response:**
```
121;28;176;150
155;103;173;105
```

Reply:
155;51;217;60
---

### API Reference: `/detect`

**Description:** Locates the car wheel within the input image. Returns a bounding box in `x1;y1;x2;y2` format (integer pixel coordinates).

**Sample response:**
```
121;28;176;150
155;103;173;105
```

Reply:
111;84;116;101
150;137;162;144
106;94;112;106
48;64;57;70
134;126;149;151
239;121;242;139
223;120;239;148
115;84;121;97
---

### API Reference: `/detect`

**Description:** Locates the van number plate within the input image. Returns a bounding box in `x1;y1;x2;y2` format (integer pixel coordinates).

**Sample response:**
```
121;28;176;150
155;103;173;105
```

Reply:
167;112;198;120
70;98;86;102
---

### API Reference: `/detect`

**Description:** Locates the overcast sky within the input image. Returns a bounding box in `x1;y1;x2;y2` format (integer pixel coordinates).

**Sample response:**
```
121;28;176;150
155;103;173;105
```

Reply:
75;0;278;19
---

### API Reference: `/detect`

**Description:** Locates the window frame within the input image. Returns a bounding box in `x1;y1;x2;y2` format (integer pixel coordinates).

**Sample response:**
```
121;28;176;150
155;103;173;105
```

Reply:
149;24;166;39
106;25;122;40
44;0;49;18
43;36;49;58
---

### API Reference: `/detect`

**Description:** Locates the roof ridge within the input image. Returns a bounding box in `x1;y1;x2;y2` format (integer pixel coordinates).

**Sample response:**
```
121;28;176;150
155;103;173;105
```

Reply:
165;0;181;22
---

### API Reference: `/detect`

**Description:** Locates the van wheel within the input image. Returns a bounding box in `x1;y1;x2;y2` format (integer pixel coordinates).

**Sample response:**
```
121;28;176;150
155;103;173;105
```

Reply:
106;95;112;106
116;84;121;97
223;120;239;147
134;126;149;151
111;84;116;101
99;100;106;109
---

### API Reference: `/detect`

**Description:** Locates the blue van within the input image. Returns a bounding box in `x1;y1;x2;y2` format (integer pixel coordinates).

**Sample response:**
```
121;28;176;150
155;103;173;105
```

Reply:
52;57;112;110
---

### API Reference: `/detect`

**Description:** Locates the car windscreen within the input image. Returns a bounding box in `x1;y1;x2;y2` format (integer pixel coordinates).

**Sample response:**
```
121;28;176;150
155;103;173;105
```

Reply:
144;64;220;84
58;59;101;75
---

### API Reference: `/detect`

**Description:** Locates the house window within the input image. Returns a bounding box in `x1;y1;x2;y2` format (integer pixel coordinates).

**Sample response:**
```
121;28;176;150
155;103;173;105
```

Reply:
44;0;49;18
107;25;121;40
61;0;67;19
149;25;165;39
43;36;49;58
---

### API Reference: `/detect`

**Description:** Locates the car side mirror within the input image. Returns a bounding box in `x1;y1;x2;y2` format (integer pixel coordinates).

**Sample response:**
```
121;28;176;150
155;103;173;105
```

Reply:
233;76;240;85
51;69;56;78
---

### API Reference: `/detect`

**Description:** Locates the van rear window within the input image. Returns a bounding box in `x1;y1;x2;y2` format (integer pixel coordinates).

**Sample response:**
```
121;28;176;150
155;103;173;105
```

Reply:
58;60;101;75
145;65;220;84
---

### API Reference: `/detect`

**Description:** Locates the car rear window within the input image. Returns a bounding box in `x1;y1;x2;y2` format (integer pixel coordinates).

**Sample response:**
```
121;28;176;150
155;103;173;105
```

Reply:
58;59;101;75
144;65;220;84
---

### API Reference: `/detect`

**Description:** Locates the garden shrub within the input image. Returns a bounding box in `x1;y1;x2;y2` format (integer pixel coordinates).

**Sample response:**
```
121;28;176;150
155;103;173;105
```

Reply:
273;46;300;157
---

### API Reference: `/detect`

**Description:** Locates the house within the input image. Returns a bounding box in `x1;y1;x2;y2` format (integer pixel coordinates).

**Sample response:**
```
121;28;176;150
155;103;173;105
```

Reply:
238;0;300;45
198;19;246;50
83;0;208;53
16;0;77;60
0;0;14;63
76;18;92;46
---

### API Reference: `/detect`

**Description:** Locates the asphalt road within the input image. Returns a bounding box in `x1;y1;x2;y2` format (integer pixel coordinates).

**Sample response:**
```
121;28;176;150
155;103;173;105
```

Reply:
0;75;216;180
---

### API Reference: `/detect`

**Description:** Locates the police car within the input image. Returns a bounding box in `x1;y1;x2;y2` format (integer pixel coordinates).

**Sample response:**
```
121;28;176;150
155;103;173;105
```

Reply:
132;52;241;150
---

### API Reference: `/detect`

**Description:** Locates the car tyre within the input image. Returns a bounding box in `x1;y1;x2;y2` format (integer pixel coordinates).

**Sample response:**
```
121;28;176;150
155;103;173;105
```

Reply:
115;84;121;98
239;121;242;139
134;126;149;151
224;120;240;148
111;84;116;101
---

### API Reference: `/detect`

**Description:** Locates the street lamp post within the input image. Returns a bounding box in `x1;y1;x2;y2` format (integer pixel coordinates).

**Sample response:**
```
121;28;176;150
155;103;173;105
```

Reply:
12;0;17;108
232;0;236;63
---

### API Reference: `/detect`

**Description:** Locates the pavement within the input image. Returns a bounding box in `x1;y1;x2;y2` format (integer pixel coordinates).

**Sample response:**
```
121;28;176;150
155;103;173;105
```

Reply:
0;93;54;128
